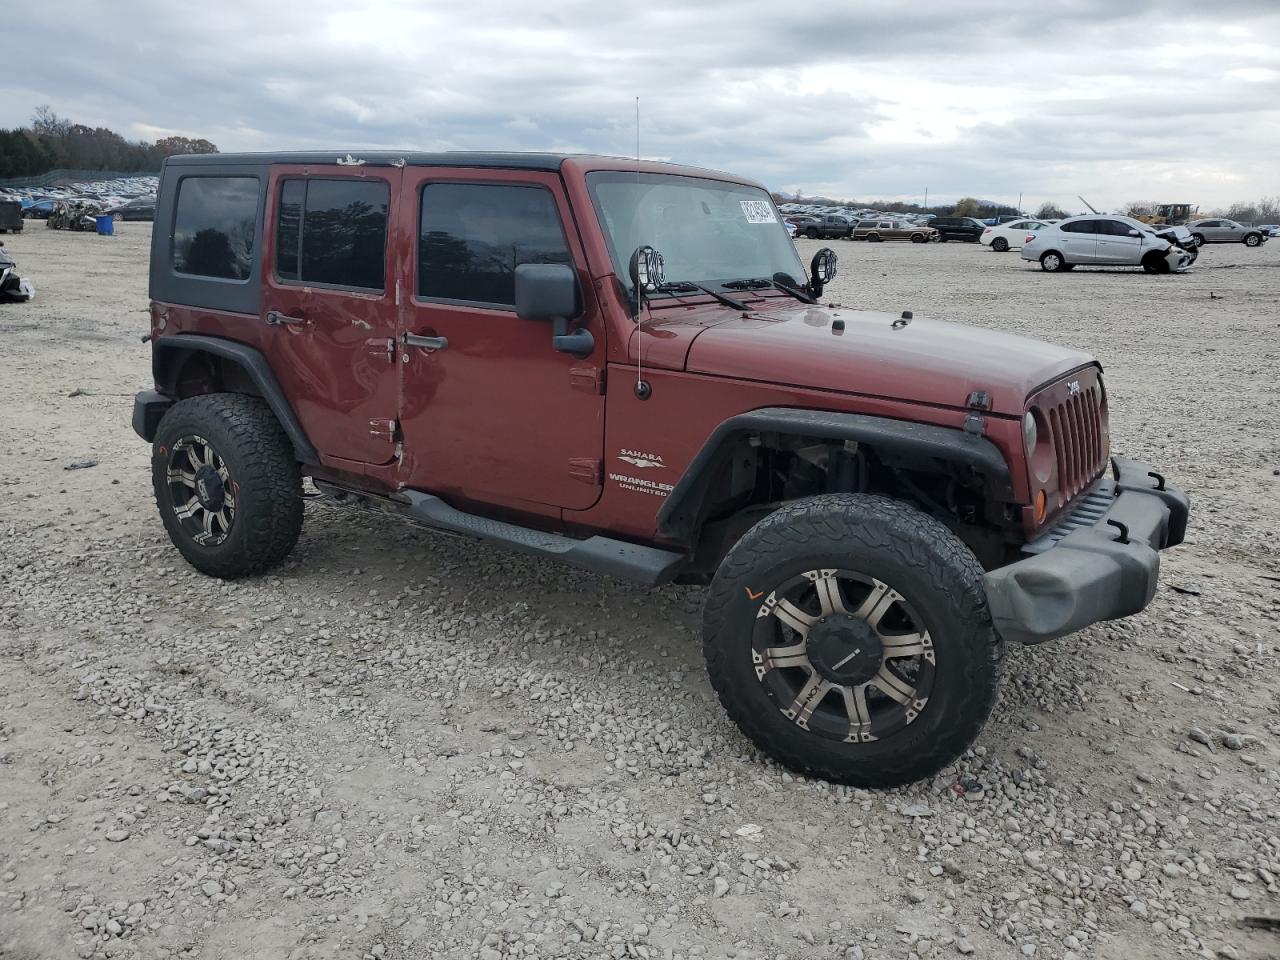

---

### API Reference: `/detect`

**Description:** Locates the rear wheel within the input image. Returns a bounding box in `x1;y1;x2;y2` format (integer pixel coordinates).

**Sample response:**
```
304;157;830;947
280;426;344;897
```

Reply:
1243;233;1262;247
152;394;303;579
702;494;1004;788
991;237;1009;252
1039;251;1068;272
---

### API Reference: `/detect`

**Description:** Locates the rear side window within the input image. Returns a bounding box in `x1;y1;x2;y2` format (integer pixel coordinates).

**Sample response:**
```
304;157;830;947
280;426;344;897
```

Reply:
171;176;258;280
418;182;570;307
1060;220;1097;234
276;178;389;290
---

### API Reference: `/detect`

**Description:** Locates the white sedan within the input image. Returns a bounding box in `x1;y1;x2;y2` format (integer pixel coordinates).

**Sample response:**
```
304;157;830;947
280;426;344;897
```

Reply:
980;219;1051;252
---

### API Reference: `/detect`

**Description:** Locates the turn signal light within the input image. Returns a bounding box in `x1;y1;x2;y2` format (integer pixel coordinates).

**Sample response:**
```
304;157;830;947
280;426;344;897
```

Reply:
1034;489;1047;523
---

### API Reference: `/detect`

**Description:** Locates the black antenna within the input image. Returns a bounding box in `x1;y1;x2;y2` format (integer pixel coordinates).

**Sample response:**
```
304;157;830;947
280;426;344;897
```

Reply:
634;96;650;400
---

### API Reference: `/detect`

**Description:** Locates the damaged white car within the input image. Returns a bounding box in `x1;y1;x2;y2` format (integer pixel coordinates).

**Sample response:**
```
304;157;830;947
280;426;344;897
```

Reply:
1021;215;1193;274
0;240;35;302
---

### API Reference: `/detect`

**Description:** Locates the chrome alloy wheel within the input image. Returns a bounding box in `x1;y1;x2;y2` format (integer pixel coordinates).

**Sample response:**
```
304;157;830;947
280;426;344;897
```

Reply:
751;569;935;743
166;435;236;546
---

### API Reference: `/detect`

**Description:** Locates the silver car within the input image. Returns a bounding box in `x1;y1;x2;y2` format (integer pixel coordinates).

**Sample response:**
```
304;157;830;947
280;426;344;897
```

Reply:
1186;219;1268;247
1021;215;1192;274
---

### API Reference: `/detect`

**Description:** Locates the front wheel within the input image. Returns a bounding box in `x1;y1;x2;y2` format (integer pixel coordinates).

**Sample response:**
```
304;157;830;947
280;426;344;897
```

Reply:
1142;251;1171;274
152;393;303;579
991;237;1009;252
702;494;1004;788
910;233;926;244
1243;233;1262;247
1191;233;1205;247
805;228;820;239
866;233;882;243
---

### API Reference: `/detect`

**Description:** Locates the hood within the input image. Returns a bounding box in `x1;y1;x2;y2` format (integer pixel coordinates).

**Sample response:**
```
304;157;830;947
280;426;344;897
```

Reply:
671;299;1094;415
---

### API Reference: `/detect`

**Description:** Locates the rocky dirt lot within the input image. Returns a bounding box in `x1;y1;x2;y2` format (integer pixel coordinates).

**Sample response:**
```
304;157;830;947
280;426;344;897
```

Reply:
1;224;1277;960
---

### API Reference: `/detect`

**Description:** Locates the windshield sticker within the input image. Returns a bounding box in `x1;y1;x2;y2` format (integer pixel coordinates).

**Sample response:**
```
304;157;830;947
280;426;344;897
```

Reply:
740;200;777;224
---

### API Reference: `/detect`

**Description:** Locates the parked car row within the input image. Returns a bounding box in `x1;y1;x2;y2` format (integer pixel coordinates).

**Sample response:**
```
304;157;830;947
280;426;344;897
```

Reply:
1;175;158;223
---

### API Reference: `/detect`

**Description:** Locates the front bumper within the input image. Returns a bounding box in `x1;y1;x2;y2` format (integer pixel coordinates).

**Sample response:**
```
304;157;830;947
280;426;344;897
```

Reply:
984;457;1190;645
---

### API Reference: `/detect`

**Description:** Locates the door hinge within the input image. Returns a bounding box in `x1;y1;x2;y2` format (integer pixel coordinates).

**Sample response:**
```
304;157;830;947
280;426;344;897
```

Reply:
369;418;399;443
568;457;603;485
570;365;605;395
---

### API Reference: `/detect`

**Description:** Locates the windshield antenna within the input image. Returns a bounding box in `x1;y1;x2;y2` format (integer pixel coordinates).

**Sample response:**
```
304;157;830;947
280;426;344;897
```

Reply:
633;96;651;400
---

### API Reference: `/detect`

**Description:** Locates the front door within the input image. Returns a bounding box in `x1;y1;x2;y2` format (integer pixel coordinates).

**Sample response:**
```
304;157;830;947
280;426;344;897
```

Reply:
261;166;402;465
1094;219;1144;264
394;169;606;514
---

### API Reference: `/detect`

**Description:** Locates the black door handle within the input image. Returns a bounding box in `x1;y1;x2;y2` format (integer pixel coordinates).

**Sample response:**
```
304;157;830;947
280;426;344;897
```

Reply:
265;310;307;326
403;332;449;351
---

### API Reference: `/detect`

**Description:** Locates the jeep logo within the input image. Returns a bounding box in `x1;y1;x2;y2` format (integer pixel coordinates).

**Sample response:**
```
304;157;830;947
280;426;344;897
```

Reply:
1067;380;1081;396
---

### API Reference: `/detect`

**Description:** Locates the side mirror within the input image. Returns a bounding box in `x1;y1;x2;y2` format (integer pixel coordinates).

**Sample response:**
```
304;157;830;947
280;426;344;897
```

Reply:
514;263;593;358
809;247;838;297
1128;229;1143;238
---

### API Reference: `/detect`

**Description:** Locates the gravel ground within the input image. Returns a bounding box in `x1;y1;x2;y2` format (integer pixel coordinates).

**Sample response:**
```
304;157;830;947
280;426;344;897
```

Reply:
1;224;1278;960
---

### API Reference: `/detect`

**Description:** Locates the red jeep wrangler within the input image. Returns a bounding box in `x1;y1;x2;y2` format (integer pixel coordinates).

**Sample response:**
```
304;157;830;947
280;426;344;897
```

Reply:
133;151;1189;787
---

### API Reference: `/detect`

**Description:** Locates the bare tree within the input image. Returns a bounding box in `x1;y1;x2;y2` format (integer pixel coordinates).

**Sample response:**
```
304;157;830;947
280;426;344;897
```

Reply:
1035;201;1068;220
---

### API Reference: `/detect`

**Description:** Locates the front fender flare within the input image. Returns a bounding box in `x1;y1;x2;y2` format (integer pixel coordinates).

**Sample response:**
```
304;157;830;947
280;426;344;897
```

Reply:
151;333;319;464
655;407;1015;543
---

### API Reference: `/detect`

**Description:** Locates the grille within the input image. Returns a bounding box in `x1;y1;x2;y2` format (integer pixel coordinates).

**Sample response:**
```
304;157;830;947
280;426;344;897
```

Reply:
1044;382;1107;500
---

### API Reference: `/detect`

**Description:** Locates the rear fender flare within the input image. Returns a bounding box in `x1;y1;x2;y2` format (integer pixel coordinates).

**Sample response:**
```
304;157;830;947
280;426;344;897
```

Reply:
151;334;318;463
655;407;1015;544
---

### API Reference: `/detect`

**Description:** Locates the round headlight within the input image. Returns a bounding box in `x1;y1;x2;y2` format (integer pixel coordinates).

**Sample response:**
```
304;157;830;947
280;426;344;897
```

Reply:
1023;411;1037;459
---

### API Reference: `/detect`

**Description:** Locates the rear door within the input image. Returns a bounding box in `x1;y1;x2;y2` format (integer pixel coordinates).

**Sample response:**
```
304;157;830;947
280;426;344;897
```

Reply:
1057;219;1099;263
261;166;402;465
394;168;606;513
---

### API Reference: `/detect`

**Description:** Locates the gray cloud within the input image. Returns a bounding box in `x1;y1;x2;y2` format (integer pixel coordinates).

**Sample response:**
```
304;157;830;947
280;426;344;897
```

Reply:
3;0;1278;209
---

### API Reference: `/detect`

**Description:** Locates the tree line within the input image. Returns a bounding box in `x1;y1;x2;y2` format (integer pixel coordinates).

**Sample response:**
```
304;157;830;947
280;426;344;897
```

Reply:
0;106;217;180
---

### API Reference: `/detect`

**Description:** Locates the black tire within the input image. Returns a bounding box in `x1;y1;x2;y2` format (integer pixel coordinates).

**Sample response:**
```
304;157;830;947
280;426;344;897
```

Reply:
1191;233;1205;247
1243;233;1261;247
991;237;1009;252
866;233;881;243
910;233;926;244
702;494;1004;788
937;235;948;242
152;393;303;579
1142;251;1170;274
1039;250;1068;272
806;227;820;239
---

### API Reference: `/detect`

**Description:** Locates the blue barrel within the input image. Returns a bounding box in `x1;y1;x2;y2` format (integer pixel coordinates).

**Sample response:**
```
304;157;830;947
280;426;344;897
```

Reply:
95;215;114;236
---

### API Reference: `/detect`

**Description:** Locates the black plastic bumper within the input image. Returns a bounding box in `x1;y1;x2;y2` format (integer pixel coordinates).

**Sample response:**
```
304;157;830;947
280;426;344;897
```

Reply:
132;390;173;443
984;457;1190;645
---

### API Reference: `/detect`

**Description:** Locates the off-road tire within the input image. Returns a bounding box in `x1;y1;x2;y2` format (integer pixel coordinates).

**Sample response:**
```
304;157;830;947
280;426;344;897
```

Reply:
991;237;1009;252
1243;232;1262;247
702;494;1004;788
152;393;303;579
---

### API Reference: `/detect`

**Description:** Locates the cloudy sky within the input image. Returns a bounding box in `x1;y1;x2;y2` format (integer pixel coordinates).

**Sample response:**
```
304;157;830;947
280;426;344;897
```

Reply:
5;0;1278;210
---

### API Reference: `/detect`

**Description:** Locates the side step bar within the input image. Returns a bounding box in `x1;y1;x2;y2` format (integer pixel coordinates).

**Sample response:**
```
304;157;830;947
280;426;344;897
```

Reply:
315;481;687;586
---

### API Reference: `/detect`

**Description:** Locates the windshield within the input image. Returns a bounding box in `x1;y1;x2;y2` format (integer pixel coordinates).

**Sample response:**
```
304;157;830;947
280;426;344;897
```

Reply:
586;172;806;293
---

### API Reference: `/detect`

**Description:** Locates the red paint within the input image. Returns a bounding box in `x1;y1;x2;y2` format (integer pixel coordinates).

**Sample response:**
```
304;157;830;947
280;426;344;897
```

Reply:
152;156;1102;548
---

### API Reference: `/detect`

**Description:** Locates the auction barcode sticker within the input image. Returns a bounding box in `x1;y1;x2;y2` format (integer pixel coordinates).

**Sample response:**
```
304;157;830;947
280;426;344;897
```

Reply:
740;200;777;224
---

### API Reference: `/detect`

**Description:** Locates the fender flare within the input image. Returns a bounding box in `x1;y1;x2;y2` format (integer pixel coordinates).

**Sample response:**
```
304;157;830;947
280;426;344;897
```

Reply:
655;407;1015;543
151;333;319;463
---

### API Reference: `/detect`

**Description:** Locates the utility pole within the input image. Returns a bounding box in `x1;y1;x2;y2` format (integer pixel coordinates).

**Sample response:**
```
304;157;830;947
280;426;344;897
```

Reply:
924;187;928;211
1017;192;1022;214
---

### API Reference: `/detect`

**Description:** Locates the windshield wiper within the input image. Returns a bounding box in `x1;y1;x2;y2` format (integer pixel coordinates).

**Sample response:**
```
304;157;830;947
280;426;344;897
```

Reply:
657;281;750;312
722;275;816;305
